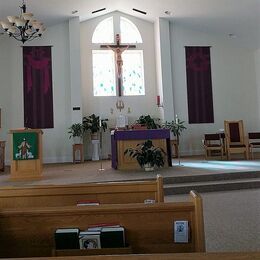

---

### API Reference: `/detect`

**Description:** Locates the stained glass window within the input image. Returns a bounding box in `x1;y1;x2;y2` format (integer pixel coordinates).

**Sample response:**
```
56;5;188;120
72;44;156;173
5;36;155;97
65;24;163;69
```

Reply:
122;50;145;95
92;50;116;96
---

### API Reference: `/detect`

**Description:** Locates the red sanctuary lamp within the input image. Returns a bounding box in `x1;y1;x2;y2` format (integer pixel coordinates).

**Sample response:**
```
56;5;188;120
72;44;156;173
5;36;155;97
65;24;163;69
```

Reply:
156;95;163;107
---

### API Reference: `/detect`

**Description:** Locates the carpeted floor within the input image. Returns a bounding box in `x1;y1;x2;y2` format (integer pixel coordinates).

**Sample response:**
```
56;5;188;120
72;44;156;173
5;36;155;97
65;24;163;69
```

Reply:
166;189;260;252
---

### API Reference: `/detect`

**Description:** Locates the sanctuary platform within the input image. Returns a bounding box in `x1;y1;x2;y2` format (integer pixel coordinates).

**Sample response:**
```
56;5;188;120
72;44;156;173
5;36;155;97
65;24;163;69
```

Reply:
0;156;259;194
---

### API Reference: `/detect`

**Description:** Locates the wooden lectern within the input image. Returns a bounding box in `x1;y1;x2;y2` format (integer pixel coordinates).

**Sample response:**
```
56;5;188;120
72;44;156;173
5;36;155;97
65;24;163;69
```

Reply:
9;129;43;181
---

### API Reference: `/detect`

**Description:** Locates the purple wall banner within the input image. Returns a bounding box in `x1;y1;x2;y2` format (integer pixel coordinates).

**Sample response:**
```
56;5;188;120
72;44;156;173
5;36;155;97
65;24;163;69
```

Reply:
23;46;54;128
185;46;214;124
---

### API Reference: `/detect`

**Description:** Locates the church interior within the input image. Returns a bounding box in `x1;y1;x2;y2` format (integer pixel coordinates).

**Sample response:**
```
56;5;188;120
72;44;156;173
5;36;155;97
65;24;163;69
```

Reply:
0;0;259;259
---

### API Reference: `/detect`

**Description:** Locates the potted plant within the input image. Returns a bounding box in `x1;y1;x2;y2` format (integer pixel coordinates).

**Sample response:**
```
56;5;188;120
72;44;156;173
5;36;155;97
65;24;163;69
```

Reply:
163;115;186;143
83;114;108;140
68;123;84;144
124;140;165;171
135;115;160;129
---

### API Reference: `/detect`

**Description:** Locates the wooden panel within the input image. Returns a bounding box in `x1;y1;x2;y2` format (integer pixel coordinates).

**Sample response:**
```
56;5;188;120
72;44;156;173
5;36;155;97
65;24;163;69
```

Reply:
117;139;167;170
0;192;204;258
0;175;164;208
53;247;133;256
0;141;5;171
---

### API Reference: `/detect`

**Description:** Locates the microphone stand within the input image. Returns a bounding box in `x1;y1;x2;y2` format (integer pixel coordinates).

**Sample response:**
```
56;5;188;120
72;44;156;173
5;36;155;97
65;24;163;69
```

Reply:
177;135;183;166
99;119;105;171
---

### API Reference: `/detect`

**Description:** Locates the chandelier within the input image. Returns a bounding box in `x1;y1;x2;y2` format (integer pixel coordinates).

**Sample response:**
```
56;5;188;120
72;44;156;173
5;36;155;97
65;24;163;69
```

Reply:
0;0;46;43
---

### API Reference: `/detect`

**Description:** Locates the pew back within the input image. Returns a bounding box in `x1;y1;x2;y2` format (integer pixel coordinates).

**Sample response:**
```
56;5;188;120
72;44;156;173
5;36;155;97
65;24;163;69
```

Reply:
0;191;204;258
0;175;164;208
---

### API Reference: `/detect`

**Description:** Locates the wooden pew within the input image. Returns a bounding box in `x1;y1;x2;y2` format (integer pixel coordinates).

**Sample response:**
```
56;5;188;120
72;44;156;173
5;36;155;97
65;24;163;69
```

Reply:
9;252;260;260
0;174;164;208
0;191;204;258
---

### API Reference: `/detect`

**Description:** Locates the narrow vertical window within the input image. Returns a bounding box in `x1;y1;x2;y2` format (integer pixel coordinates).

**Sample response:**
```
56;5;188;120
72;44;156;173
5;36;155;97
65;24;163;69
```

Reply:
92;50;116;96
122;50;145;95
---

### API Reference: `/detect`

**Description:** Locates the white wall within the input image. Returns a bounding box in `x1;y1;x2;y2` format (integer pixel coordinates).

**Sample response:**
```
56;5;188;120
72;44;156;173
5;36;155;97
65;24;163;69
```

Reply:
0;22;72;164
170;24;259;155
80;11;159;159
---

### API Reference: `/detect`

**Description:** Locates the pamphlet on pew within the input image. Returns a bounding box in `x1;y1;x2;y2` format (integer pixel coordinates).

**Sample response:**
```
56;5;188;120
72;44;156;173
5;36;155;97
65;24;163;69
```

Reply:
76;200;100;206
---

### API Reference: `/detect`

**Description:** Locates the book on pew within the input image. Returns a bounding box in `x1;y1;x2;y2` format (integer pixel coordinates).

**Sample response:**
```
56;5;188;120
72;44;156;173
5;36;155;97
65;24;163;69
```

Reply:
100;226;125;248
79;230;101;249
55;228;80;250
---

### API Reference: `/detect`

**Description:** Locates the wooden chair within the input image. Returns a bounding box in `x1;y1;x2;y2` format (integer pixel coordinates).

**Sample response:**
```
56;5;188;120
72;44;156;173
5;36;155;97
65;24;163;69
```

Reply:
248;132;260;159
224;120;249;160
202;134;224;160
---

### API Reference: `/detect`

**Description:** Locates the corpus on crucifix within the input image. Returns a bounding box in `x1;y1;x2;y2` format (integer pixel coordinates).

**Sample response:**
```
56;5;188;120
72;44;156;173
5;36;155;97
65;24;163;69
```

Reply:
101;34;136;96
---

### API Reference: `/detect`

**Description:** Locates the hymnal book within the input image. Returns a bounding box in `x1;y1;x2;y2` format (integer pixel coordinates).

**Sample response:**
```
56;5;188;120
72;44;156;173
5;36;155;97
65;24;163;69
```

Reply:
55;228;80;250
100;226;125;248
79;231;101;249
76;200;100;206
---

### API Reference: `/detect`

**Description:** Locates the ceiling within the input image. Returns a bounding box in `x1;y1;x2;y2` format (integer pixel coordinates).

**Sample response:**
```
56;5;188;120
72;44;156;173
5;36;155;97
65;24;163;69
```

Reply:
0;0;259;49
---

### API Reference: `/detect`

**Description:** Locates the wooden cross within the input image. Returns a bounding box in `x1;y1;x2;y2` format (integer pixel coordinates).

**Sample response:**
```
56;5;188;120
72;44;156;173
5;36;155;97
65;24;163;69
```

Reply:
101;34;136;96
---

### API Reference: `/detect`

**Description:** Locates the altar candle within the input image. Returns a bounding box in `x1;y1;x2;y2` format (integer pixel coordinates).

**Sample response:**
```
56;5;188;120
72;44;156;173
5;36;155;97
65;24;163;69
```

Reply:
157;95;160;106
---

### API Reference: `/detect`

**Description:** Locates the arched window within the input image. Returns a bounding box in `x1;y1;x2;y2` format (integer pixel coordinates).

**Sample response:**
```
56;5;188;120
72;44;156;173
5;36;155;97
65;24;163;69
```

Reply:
120;17;142;44
92;15;145;96
92;17;114;44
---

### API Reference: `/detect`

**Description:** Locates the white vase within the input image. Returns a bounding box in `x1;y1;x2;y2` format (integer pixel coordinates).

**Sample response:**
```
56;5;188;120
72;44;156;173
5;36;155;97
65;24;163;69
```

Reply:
73;136;83;144
144;163;154;172
91;133;99;140
91;139;100;161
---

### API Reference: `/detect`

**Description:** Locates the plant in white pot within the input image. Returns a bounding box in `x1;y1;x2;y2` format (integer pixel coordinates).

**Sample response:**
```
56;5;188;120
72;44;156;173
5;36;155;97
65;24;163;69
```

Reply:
82;114;108;161
68;123;84;144
124;140;165;171
82;114;108;140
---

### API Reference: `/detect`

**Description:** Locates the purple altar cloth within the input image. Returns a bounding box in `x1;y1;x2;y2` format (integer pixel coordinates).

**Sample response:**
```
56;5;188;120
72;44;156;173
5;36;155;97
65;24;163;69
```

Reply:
111;129;172;169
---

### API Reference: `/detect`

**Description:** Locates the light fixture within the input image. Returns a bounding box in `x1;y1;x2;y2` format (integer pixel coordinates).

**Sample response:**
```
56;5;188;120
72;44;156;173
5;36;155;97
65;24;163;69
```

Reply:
0;0;45;43
164;11;172;16
228;33;237;39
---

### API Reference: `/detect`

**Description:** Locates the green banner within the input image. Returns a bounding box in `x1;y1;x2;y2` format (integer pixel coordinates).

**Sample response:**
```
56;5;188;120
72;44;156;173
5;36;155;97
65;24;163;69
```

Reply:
13;132;38;160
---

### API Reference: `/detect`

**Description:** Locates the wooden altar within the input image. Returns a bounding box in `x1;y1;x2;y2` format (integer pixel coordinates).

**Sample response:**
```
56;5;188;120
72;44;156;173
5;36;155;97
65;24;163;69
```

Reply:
9;129;43;180
111;129;172;170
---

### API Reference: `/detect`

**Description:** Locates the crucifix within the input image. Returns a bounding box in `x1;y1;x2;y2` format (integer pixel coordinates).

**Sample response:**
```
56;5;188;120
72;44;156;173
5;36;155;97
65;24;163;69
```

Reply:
101;34;136;96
